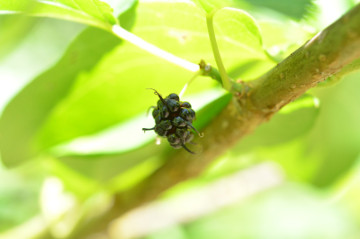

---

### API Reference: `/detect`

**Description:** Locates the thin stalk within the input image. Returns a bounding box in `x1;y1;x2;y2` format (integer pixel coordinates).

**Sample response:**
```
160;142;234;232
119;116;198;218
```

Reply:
179;71;201;98
112;25;199;72
206;11;231;91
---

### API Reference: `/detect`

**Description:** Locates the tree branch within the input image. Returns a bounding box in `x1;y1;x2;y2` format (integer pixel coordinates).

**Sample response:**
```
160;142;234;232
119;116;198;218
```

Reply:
67;4;360;238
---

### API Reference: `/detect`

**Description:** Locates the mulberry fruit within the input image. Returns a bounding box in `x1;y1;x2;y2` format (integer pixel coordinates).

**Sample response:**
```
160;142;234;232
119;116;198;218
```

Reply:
142;89;201;154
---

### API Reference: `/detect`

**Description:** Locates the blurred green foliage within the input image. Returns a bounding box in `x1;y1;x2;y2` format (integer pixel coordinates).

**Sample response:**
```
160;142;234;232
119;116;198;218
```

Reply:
0;0;360;238
145;184;358;239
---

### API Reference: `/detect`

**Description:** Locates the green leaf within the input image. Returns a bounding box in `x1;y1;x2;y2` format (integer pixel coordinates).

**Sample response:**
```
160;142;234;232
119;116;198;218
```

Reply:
235;94;320;152
307;74;360;186
0;0;117;29
214;7;275;79
317;58;360;87
192;0;234;13
214;7;274;74
53;143;164;197
0;17;84;113
244;74;360;186
192;0;316;20
34;0;273;150
258;20;314;62
183;184;356;239
104;0;138;17
215;7;263;55
240;0;316;21
192;94;320;183
0;15;37;59
0;29;121;167
194;93;232;130
0;2;137;167
0;163;44;232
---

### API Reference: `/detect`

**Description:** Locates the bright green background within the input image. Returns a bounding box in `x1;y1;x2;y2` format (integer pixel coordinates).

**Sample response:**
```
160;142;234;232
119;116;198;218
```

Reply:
0;0;360;238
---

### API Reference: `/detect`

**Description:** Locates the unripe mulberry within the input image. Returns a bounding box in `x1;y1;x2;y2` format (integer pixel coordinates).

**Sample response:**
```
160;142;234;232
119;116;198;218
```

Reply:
142;89;201;154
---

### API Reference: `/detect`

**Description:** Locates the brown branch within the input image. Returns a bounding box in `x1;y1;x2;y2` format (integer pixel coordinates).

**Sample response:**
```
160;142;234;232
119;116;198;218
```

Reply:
67;4;360;239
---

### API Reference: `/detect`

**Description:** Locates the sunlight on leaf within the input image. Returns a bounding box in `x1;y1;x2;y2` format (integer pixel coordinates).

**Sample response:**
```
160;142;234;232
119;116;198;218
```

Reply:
214;7;274;79
0;15;37;60
0;0;117;29
192;0;234;13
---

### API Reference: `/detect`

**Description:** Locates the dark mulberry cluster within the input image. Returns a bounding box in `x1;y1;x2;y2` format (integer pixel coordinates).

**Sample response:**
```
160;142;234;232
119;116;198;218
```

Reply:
142;89;202;154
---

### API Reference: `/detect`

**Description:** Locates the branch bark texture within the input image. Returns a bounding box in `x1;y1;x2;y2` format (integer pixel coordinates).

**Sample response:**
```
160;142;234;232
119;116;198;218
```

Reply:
67;4;360;239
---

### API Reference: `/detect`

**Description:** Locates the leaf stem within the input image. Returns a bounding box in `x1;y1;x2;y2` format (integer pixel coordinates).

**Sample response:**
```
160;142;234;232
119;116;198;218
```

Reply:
179;70;201;98
206;11;231;91
112;25;199;72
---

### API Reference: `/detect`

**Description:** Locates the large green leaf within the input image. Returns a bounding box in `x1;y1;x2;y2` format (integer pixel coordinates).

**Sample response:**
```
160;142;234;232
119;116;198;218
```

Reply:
0;17;84;113
0;28;121;167
0;0;117;29
35;0;273;150
0;2;138;167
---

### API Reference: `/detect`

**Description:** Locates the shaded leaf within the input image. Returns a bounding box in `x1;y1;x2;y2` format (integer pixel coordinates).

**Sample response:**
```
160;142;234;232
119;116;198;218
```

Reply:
235;94;320;152
306;74;360;186
249;74;360;185
194;93;232;130
199;94;320;182
240;0;316;20
192;0;316;20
